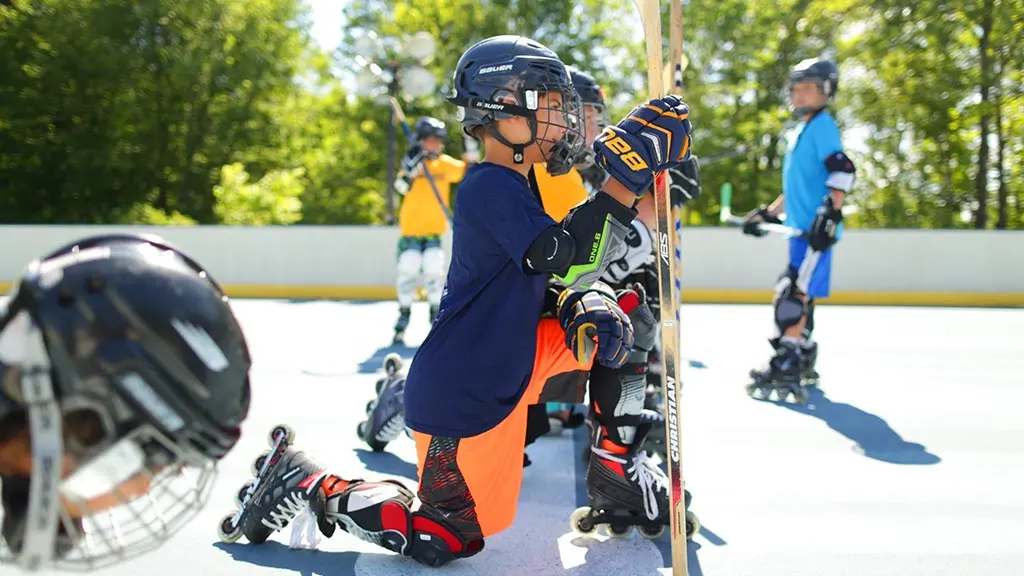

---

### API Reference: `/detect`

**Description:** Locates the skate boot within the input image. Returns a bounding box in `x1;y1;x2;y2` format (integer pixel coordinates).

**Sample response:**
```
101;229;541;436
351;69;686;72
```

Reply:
393;307;411;345
571;423;699;541
801;339;819;387
746;339;808;404
217;426;331;545
357;353;408;452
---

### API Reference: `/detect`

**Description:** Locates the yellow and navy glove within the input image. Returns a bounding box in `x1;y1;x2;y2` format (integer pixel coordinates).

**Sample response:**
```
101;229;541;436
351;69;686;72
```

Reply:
557;283;634;368
593;95;693;196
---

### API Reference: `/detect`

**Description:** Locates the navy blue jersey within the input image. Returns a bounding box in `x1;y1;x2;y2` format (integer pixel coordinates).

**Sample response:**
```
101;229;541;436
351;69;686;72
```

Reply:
404;162;557;438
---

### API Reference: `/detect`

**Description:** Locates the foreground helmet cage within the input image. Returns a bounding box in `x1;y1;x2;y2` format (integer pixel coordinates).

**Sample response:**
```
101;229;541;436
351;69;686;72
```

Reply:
0;234;250;570
786;58;839;117
448;35;584;176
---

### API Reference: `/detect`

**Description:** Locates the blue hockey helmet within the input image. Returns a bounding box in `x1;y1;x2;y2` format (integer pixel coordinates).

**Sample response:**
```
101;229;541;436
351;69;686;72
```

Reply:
567;66;608;167
786;58;839;117
414;116;448;143
0;234;250;569
447;35;584;176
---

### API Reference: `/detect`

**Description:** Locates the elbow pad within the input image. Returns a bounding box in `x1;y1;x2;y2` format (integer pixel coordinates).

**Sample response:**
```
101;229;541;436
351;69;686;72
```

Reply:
525;225;576;274
824;151;856;193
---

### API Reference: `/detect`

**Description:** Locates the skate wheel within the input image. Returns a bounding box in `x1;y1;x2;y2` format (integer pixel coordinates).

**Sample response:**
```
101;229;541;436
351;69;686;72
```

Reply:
639;524;665;539
607;523;632;538
383;352;403;376
746;382;767;399
569;506;598;536
367;436;388;453
234;483;253;507
217;513;243;543
365;399;376;415
251;452;269;477
267;425;294;448
793;388;809;405
685;511;701;540
775;388;790;402
356;421;367;440
374;377;386;396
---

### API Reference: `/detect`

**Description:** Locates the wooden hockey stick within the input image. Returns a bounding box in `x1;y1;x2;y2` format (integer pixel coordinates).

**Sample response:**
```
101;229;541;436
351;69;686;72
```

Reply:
634;0;689;574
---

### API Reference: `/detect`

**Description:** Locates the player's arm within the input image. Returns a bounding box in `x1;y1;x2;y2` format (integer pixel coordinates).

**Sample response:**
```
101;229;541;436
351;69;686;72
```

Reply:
807;115;856;250
549;96;693;289
824;151;854;208
807;150;856;251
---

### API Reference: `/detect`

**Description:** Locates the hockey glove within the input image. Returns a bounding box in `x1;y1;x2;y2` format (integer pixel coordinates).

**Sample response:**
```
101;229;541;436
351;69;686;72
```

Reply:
808;196;843;252
593;95;693;196
623;261;661;319
554;191;638;290
558;284;634;369
741;205;782;237
616;283;658;353
669;155;702;207
401;146;424;178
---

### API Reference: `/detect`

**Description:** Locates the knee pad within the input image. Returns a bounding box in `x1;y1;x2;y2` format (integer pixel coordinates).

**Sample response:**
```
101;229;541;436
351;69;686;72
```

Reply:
396;249;423;305
397;249;423;277
406;506;485;567
421;246;446;278
773;266;806;335
324;479;483;567
421;246;446;303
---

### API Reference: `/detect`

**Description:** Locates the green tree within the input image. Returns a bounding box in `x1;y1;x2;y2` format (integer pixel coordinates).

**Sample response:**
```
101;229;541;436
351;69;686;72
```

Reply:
0;0;310;223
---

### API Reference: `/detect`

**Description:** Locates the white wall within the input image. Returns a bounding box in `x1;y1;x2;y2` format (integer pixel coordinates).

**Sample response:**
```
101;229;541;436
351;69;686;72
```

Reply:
0;225;1019;304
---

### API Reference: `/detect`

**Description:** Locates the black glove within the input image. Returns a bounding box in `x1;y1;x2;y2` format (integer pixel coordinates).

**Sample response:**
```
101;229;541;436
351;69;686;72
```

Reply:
669;155;701;207
554;192;638;290
741;205;782;237
808;196;843;252
400;145;424;175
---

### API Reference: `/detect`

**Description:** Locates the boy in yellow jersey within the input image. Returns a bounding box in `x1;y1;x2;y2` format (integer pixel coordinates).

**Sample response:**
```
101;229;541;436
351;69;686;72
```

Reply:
392;116;471;344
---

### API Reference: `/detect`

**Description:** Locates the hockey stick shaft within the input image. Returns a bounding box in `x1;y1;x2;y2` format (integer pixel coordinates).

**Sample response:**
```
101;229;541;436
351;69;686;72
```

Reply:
635;0;689;573
388;97;454;223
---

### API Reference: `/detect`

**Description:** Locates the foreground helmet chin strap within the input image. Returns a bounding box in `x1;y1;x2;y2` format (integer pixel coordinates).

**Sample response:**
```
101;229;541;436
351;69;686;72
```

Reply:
0;310;64;570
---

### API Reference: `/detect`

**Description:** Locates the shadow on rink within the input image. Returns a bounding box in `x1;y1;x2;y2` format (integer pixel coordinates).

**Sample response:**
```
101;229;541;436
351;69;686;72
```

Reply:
354;448;418;481
213;540;359;576
766;386;941;465
356;343;419;374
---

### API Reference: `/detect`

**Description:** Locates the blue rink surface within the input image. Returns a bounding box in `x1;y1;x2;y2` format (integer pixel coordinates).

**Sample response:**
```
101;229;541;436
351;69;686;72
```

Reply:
78;300;1024;576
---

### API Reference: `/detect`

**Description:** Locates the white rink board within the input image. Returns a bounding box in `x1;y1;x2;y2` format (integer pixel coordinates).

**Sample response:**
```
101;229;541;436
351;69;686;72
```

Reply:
0;226;1020;300
52;299;1024;576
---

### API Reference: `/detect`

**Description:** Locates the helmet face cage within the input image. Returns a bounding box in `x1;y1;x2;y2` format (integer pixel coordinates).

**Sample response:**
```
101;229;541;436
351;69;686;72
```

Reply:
529;72;584;176
0;236;234;570
450;51;584;175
